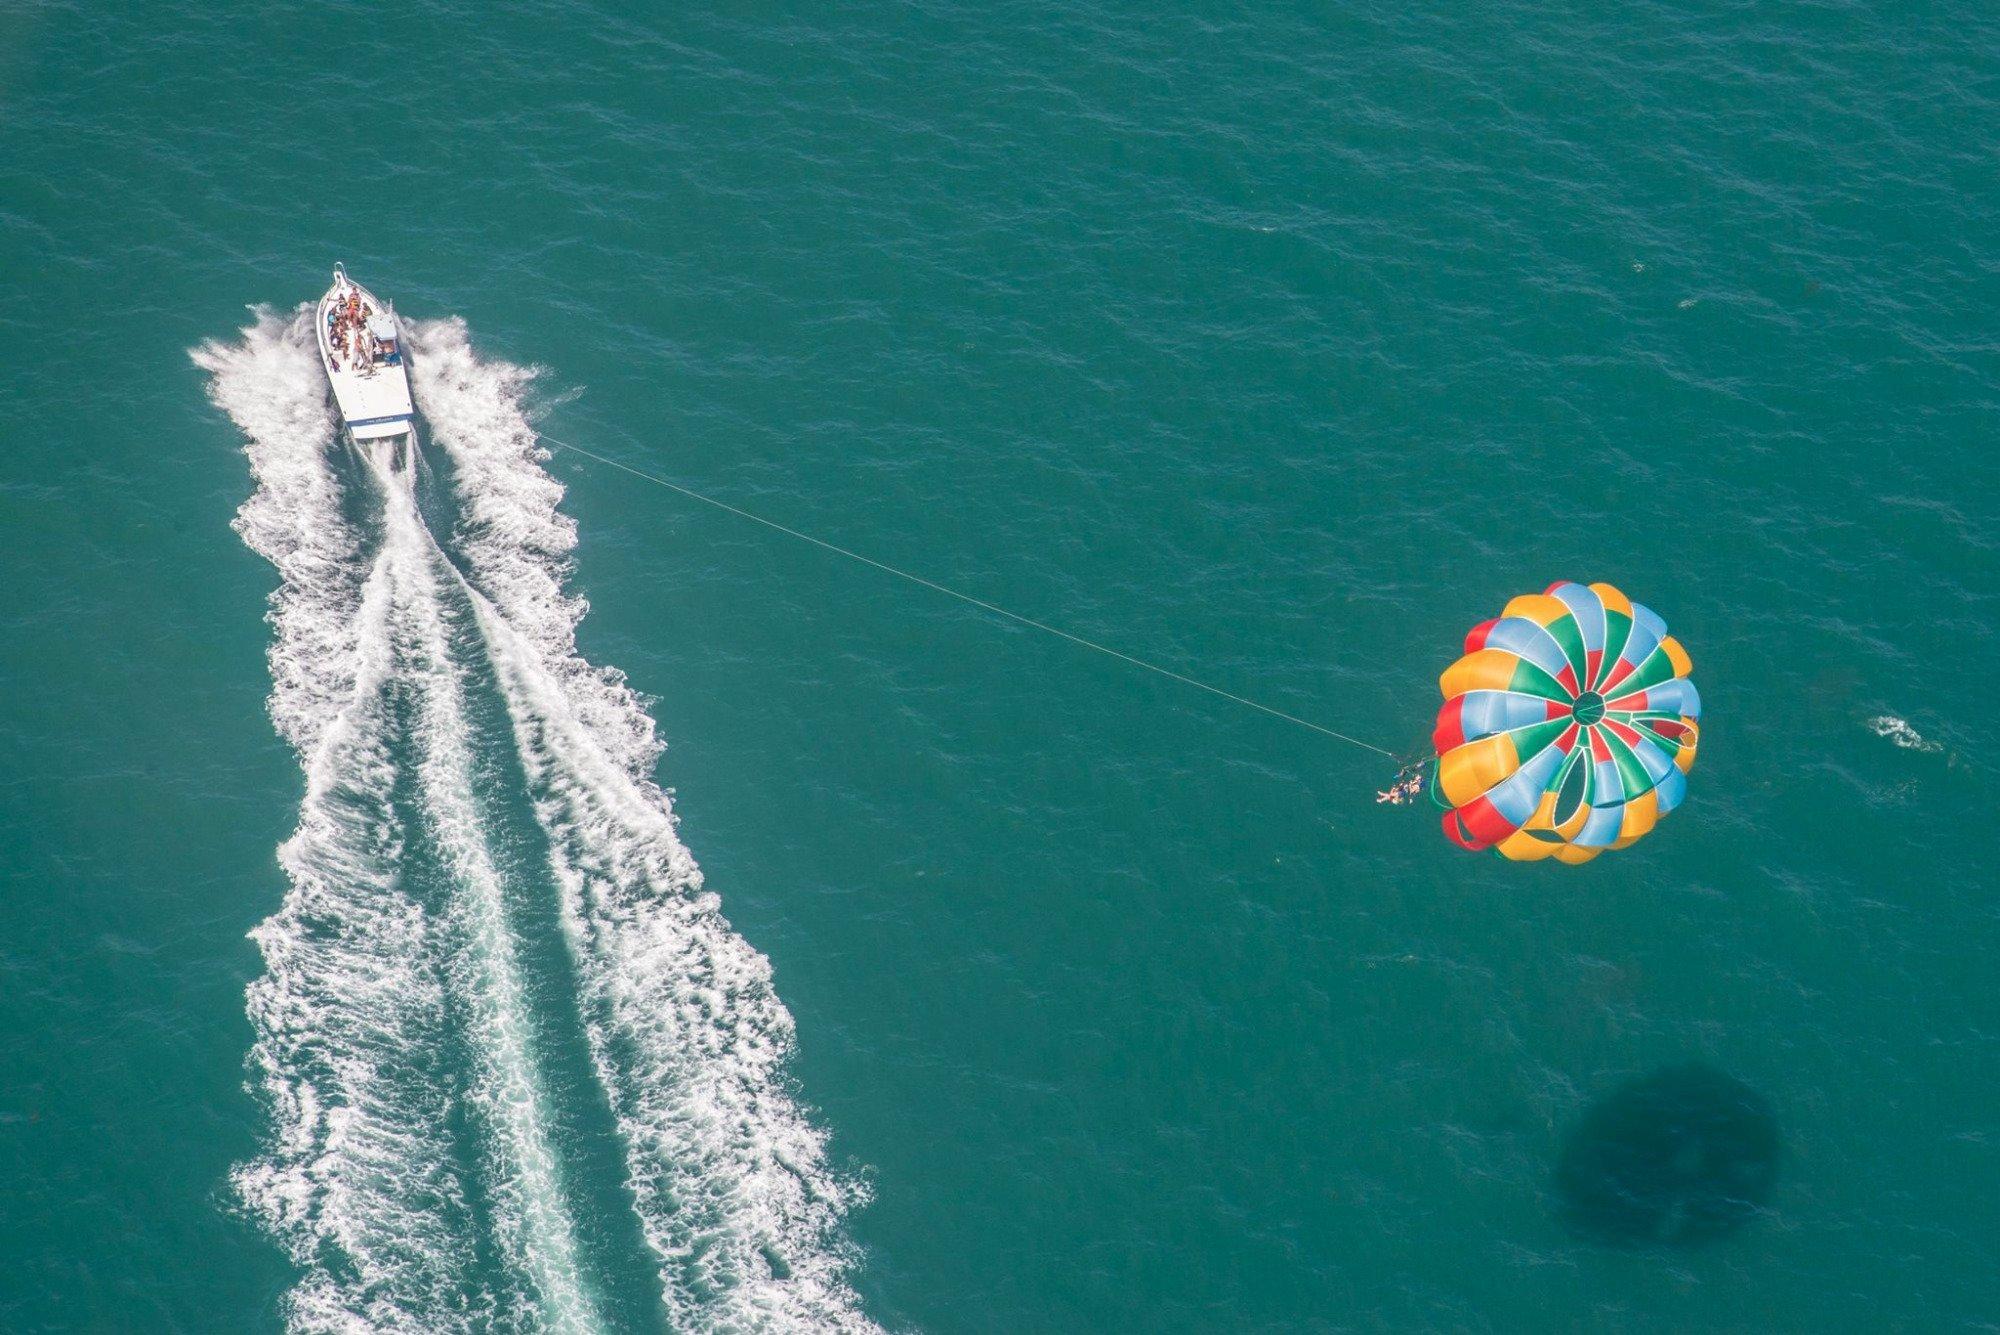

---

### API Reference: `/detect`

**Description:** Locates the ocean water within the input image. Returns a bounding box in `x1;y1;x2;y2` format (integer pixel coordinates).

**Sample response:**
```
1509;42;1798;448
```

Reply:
2;2;1996;1331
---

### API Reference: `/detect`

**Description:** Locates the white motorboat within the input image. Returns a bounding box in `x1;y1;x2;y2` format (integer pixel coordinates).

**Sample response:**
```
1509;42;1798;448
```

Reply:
316;264;415;441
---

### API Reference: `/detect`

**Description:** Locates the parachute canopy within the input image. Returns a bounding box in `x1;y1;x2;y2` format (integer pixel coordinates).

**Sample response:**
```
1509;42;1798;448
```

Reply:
1433;581;1698;863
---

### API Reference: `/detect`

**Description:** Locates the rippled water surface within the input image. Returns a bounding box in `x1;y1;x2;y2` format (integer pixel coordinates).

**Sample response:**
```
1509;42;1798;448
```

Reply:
3;1;1996;1330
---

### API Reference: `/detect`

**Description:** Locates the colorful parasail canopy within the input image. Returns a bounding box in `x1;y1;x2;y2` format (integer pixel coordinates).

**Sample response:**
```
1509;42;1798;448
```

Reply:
1432;582;1699;863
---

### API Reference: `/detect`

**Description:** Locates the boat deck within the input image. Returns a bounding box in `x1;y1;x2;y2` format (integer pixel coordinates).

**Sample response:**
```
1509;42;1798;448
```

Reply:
317;269;415;440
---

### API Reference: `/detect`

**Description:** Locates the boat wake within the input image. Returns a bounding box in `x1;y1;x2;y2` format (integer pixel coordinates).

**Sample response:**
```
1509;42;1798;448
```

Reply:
194;308;876;1334
1868;714;1944;754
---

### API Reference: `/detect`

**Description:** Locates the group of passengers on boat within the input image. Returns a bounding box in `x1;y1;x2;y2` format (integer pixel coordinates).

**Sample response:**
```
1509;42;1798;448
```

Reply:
325;288;397;372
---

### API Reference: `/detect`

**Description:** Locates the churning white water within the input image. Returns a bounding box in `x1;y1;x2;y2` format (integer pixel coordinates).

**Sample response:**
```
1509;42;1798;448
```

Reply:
196;309;874;1334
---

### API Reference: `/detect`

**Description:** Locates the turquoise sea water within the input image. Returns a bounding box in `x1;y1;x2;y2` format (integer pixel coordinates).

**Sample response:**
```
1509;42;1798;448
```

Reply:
4;1;1997;1329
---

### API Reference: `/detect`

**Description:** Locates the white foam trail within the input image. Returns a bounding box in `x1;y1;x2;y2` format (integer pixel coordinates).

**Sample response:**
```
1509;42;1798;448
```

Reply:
202;313;599;1333
410;319;879;1333
365;441;601;1333
198;311;487;1332
198;309;366;756
1868;715;1943;753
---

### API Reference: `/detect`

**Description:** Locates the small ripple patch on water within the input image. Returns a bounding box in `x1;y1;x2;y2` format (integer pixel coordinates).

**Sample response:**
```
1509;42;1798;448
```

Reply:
1867;715;1943;754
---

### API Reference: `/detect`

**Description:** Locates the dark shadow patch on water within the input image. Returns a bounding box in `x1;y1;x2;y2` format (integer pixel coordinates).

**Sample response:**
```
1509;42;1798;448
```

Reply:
1554;1063;1779;1249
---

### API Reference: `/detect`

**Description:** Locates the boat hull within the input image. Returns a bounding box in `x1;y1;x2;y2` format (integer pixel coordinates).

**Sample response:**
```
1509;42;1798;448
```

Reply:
316;267;416;441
